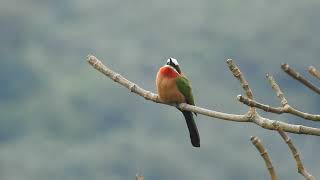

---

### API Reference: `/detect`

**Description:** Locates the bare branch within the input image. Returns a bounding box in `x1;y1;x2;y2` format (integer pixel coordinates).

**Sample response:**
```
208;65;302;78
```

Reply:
227;59;256;115
250;136;278;180
273;122;315;180
87;55;320;136
281;63;320;94
308;66;320;81
237;74;320;121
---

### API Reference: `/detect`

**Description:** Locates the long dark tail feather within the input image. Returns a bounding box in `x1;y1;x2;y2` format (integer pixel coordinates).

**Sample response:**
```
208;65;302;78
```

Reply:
182;110;200;147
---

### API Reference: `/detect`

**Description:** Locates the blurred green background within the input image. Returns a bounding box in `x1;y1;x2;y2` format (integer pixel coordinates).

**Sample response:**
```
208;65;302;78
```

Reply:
1;0;320;179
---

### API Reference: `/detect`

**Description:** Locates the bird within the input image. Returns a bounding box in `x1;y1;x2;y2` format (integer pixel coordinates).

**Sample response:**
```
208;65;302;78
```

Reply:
156;58;200;147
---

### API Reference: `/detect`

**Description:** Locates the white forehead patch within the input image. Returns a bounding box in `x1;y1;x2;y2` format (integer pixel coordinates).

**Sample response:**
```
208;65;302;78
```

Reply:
167;58;179;66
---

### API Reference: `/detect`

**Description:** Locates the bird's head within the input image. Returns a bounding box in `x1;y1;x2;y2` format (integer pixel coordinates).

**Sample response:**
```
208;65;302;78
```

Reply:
165;58;181;74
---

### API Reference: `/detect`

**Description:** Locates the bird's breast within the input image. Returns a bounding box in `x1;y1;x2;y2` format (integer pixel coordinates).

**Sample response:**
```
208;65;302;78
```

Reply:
156;72;186;103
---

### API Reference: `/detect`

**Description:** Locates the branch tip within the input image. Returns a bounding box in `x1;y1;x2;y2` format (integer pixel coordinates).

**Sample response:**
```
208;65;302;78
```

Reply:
266;74;273;81
250;136;254;140
250;136;258;143
87;54;95;62
308;65;320;80
226;58;233;64
266;73;270;78
236;94;242;101
281;63;320;94
250;136;278;180
87;55;102;67
308;66;315;72
281;63;289;71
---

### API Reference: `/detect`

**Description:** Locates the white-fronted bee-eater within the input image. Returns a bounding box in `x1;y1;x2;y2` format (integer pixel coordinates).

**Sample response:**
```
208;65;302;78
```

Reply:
156;58;200;147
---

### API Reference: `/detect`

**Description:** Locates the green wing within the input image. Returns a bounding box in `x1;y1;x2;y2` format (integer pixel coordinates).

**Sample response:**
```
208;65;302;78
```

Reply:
176;76;195;106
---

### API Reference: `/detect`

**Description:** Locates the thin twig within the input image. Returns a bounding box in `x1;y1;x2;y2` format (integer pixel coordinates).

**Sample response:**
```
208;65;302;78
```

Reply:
250;136;278;180
308;66;320;81
87;55;320;136
136;175;144;180
272;122;315;180
237;74;320;121
281;63;320;94
238;95;283;114
266;74;287;106
227;59;256;115
238;95;320;121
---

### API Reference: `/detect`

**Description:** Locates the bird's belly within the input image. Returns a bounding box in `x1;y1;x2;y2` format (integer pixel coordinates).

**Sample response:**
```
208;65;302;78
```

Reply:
157;77;186;103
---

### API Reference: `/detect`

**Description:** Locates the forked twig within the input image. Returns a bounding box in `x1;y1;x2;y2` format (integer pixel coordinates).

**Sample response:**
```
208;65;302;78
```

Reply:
273;122;315;180
251;136;278;180
238;74;320;121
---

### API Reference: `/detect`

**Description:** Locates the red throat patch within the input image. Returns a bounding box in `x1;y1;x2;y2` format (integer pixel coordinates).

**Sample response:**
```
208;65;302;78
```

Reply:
159;66;179;78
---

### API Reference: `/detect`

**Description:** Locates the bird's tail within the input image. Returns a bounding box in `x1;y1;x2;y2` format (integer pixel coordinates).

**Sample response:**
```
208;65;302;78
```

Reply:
182;111;200;147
